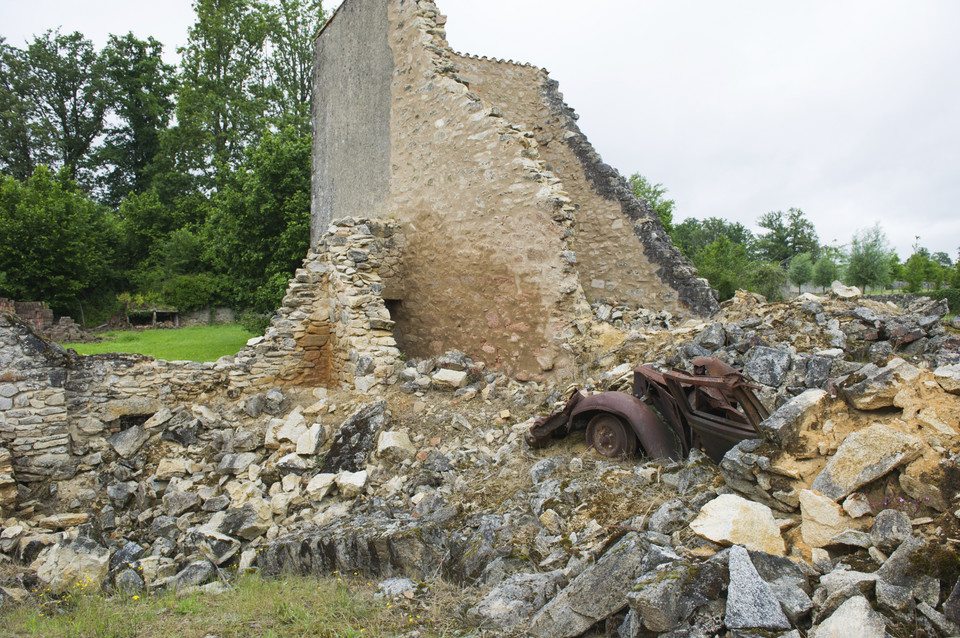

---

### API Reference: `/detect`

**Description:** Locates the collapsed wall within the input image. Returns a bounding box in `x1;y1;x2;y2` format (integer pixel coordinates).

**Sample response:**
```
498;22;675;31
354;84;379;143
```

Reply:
311;0;717;379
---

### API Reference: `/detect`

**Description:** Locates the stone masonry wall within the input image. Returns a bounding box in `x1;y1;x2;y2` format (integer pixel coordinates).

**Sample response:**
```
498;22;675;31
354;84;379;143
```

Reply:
381;0;589;379
450;53;717;317
0;219;403;486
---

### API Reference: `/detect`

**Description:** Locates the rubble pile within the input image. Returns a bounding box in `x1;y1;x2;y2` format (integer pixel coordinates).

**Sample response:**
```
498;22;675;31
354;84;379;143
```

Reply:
0;286;958;637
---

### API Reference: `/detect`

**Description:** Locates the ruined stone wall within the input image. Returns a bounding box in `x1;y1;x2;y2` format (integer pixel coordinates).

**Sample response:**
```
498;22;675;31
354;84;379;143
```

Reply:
0;299;53;332
450;53;716;316
381;0;587;378
0;220;403;484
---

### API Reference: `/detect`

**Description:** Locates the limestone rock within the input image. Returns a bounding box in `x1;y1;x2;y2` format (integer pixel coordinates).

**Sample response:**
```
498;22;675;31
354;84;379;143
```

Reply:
216;452;260;475
39;513;90;530
335;470;368;498
185;529;241;566
840;358;922;410
107;425;151;459
725;545;791;630
320;400;388;473
275;407;307;444
810;424;922;501
529;532;648;638
219;501;272;540
172;559;215;589
162;490;200;516
34;535;110;594
934;364;960;394
377;430;416;460
870;509;912;553
154;457;186;479
296;423;325;455
830;280;861;300
799;489;855;548
431;368;468;390
626;558;726;633
756;388;829;447
689;494;786;555
875;535;940;607
744;346;793;387
470;571;565;632
0;448;16;513
306;473;337;500
811;595;884;638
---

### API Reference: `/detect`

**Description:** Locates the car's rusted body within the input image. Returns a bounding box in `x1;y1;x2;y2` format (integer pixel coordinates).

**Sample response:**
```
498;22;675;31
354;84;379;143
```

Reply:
526;357;768;462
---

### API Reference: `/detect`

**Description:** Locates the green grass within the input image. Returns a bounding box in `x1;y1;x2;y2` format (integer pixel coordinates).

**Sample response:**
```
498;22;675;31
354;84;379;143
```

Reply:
0;573;464;637
0;574;434;638
63;324;256;362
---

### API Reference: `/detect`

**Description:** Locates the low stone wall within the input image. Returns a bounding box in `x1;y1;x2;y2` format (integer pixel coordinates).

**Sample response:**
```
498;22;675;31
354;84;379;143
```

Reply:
0;218;404;485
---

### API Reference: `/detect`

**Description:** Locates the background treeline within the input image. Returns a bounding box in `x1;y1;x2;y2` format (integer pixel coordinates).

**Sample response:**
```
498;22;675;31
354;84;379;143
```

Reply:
0;0;324;330
1;0;957;331
630;175;960;310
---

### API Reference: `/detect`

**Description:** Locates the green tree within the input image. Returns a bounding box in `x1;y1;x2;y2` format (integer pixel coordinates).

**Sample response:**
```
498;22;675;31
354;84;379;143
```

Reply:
904;250;931;293
174;0;270;185
845;224;892;293
756;208;819;265
694;236;749;301
787;252;814;294
203;125;310;311
746;261;787;302
812;255;839;292
19;30;109;182
97;34;177;207
672;217;754;261
628;173;674;233
263;0;326;133
0;167;120;313
0;40;45;179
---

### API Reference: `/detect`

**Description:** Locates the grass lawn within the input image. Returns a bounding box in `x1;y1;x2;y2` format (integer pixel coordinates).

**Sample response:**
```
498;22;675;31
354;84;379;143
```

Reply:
64;324;256;362
0;573;454;638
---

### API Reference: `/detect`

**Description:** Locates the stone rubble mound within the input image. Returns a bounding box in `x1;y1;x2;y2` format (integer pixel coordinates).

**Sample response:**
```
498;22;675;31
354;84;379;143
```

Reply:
0;291;959;637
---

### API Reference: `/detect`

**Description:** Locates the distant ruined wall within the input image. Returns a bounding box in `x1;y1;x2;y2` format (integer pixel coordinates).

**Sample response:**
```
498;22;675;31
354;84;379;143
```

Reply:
311;0;717;377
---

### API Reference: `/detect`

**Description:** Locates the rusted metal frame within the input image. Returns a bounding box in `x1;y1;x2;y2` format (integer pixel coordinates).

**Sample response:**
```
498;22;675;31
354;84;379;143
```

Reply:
661;375;756;439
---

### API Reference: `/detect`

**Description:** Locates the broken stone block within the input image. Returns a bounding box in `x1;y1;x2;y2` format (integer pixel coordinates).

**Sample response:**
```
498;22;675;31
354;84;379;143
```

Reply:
216;452;260;475
469;570;565;632
116;568;144;595
725;545;791;630
934;364;960;395
799;489;855;548
335;470;368;498
529;532;648;638
34;535;110;594
812;595;884;637
320;400;388;473
830;280;861;299
296;423;325;455
107;425;151;459
870;509;912;553
306;473;337;500
162;490;200;517
219;501;272;540
689;494;786;556
185;529;240;566
840;358;922;410
101;397;161;423
39;512;90;530
431;368;468;390
377;430;416;460
626;558;726;633
875;535;940;607
154;457;186;479
744;346;793;387
810;423;923;501
756;388;829;447
275;407;307;444
172;559;215;589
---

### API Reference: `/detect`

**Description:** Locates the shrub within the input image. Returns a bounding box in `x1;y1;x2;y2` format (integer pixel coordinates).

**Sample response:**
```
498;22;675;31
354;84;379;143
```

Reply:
927;288;960;313
161;273;221;312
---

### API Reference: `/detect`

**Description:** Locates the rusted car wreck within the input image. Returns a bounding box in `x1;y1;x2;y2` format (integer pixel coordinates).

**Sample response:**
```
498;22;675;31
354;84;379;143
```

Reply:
526;357;768;462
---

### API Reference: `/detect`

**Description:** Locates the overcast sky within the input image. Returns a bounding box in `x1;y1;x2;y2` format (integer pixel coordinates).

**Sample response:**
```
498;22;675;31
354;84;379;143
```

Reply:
3;0;959;258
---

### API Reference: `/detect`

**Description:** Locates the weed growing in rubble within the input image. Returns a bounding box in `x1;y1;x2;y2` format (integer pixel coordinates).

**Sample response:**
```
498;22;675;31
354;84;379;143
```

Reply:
866;479;932;517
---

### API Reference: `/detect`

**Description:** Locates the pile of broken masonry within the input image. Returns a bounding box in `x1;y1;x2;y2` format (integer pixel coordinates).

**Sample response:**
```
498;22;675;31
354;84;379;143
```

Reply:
1;282;960;638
